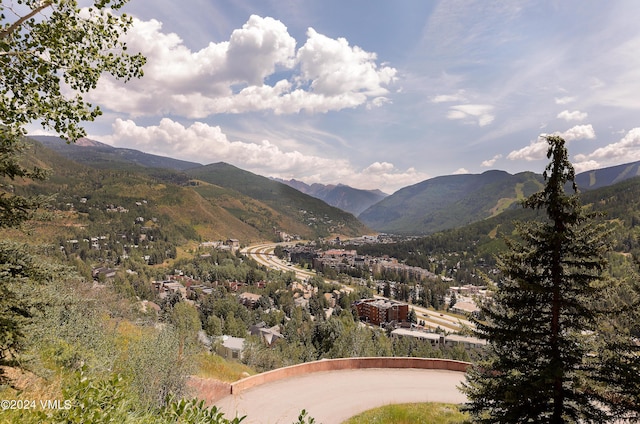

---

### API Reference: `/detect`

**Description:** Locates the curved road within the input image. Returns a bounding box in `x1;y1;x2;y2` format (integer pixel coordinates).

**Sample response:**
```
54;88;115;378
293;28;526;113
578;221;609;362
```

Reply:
216;368;467;424
242;243;318;282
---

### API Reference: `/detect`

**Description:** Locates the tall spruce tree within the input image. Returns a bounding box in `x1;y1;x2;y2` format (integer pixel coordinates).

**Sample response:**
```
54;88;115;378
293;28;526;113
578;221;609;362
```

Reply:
462;136;639;423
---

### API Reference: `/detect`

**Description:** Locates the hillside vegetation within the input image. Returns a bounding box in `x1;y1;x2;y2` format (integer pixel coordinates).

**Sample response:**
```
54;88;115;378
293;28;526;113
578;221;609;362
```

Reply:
359;161;640;235
21;138;369;243
186;162;368;238
351;175;640;289
3;136;640;423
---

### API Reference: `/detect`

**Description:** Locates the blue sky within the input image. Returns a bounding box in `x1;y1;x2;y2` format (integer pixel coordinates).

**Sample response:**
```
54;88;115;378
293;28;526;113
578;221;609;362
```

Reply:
42;1;640;193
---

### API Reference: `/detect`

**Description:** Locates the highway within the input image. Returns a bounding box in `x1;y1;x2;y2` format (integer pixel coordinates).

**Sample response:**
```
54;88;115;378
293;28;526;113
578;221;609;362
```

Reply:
242;243;474;332
241;242;318;282
409;302;474;332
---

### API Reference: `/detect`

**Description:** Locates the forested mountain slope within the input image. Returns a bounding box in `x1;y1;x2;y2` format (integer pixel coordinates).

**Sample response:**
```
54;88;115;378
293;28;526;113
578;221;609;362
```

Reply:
358;170;544;235
17;139;368;243
350;176;640;284
186;162;369;238
359;160;640;235
574;160;640;190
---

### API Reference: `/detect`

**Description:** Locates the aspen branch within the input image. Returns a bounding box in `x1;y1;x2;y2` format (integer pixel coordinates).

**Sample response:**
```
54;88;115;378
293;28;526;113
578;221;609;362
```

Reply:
0;1;53;40
0;50;37;57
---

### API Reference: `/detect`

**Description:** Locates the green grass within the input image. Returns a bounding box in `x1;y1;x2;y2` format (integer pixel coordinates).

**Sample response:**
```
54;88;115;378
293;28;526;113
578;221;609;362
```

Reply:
195;352;256;382
342;403;470;424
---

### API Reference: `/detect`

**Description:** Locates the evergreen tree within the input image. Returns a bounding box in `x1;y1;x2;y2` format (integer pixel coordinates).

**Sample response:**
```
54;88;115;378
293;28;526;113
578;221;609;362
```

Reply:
462;136;640;423
0;241;72;384
408;307;417;324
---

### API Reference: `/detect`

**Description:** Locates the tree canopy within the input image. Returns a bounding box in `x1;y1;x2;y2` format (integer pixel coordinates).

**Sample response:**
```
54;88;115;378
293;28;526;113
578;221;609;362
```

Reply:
0;0;144;386
0;0;144;140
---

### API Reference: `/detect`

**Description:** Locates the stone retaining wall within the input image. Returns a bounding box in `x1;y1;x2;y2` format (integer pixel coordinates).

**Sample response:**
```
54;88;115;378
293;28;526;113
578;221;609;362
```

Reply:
193;357;470;403
187;376;232;405
231;357;470;395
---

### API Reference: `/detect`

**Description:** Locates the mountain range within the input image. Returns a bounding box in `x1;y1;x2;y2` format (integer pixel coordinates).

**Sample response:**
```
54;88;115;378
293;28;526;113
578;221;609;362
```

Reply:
34;136;201;171
358;162;640;235
24;136;369;242
358;170;544;235
274;178;388;216
31;135;640;237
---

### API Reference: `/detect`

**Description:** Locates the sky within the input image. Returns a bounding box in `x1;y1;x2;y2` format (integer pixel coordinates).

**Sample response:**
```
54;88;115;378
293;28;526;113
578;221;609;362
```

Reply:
32;0;640;194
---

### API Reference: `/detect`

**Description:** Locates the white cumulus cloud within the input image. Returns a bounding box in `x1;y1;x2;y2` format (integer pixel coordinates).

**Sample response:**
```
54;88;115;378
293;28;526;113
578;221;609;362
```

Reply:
296;28;396;98
574;128;640;171
558;124;595;141
507;125;596;161
87;15;396;118
363;162;395;174
507;138;549;161
557;110;587;122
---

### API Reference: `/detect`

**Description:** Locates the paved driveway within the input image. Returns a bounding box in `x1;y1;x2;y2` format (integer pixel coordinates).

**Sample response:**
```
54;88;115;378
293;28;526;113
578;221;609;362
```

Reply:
215;368;467;424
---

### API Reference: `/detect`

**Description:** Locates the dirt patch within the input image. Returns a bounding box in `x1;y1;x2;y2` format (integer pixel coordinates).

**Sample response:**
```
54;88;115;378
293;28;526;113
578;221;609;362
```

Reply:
187;376;232;404
0;366;46;392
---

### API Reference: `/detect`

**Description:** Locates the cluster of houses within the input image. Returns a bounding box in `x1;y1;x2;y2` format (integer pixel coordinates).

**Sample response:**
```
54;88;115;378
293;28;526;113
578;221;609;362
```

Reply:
447;284;491;318
290;280;318;308
199;239;240;252
153;278;189;299
284;246;489;322
106;204;130;213
390;327;487;350
92;240;489;361
218;294;487;360
151;273;266;300
285;246;440;283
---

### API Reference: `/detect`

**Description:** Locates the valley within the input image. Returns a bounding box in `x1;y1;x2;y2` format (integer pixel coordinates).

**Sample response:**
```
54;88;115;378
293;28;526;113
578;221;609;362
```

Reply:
3;3;640;421
2;135;639;423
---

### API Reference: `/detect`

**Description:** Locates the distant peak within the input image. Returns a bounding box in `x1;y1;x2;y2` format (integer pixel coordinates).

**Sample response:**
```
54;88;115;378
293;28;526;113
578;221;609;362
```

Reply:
75;137;103;147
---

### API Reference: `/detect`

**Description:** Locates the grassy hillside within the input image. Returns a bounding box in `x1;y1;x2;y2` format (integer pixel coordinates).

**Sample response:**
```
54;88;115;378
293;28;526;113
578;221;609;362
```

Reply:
186;162;369;238
12;141;261;245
